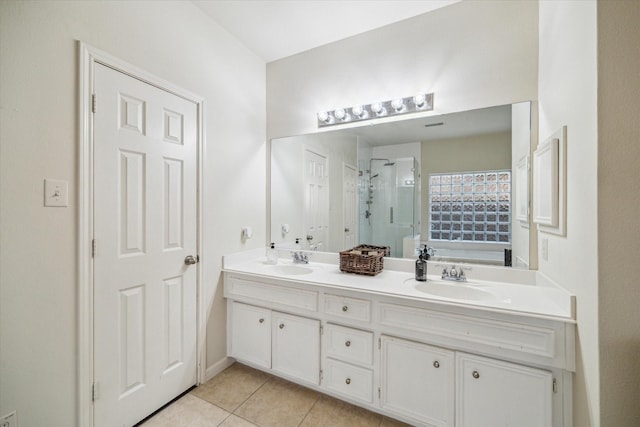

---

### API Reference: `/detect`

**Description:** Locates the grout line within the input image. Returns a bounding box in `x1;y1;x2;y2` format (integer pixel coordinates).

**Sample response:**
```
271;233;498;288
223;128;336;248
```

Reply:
230;371;273;415
296;394;321;427
216;412;233;427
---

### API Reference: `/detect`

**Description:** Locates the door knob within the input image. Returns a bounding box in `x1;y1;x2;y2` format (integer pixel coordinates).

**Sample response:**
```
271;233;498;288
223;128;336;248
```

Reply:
344;228;350;232
184;255;199;265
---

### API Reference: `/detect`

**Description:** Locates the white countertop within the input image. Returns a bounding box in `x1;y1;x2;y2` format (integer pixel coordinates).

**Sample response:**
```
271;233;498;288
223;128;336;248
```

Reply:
223;249;575;322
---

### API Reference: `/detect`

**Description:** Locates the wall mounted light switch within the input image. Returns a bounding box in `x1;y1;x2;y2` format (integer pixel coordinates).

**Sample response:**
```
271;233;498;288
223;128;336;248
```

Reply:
44;179;69;207
541;237;549;261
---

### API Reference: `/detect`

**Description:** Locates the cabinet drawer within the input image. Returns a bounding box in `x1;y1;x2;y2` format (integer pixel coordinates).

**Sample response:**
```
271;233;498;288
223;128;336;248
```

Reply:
323;358;374;403
227;276;318;312
324;324;373;365
324;294;371;322
379;302;556;358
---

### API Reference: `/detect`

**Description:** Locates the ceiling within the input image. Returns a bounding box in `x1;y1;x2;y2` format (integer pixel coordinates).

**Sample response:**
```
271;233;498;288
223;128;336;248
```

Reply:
192;0;461;62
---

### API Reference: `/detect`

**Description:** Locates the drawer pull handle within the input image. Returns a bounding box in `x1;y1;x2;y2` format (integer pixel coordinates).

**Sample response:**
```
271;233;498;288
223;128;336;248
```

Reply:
345;378;351;385
433;361;440;368
472;370;480;379
342;305;349;312
345;340;351;347
279;323;285;329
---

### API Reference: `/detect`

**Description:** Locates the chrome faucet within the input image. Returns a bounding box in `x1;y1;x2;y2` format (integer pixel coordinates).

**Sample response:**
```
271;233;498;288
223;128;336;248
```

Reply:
291;251;309;264
440;265;467;282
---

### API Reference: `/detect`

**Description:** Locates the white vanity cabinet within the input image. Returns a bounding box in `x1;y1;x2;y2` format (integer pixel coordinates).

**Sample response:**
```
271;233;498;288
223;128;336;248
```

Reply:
228;301;320;386
272;311;320;385
229;302;271;369
322;323;375;404
380;336;455;427
223;269;574;427
455;353;552;427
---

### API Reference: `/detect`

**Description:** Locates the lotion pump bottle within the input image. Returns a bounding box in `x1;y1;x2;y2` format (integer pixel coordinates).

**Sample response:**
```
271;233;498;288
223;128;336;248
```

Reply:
415;245;431;282
266;242;278;265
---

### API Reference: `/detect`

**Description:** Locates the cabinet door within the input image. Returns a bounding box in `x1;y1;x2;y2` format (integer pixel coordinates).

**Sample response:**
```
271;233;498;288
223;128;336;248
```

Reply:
456;353;552;427
380;336;454;427
272;312;320;385
229;302;271;369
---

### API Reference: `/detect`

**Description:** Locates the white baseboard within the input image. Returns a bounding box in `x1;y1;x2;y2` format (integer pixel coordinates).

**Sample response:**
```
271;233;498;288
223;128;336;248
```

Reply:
204;357;235;382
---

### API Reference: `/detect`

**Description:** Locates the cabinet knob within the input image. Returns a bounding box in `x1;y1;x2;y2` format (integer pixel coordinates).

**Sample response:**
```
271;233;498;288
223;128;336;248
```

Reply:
345;340;351;347
342;305;349;312
259;318;264;323
433;361;440;368
279;323;285;329
472;370;480;379
345;378;351;385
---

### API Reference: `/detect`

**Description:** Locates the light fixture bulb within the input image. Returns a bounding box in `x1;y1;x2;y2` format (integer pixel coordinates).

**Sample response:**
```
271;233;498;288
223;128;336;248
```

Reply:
334;108;346;120
352;105;364;117
413;94;426;108
317;111;331;123
391;98;405;112
371;102;385;115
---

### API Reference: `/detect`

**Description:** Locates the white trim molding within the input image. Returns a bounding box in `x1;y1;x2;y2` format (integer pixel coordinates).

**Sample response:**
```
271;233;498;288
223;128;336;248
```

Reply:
77;42;207;427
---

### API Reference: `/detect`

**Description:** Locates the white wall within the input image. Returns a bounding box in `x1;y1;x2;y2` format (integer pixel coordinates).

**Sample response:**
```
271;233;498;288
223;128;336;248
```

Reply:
270;132;357;252
0;1;265;425
267;0;539;140
538;1;598;425
597;1;640;426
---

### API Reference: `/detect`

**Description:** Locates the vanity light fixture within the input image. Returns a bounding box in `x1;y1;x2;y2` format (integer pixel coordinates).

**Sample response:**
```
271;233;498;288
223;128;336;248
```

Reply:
317;93;434;128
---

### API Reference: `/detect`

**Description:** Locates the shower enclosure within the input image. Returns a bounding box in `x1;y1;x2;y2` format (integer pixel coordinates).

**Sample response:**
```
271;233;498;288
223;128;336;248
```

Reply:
359;157;420;258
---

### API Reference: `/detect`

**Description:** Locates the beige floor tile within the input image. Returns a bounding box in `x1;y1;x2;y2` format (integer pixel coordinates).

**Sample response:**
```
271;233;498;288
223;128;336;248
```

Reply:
235;376;321;427
218;414;259;427
140;394;229;427
191;363;272;412
380;415;414;427
299;395;382;427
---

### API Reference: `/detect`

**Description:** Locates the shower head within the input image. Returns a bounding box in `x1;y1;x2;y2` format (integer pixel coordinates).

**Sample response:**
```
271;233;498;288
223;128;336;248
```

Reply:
369;158;395;171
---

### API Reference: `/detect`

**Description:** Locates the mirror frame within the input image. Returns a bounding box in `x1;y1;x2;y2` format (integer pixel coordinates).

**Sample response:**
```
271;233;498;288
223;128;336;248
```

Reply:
268;102;538;269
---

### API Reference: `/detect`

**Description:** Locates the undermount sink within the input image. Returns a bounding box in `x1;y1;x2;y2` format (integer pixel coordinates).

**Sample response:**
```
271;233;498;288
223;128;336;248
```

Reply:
268;264;314;275
409;279;496;301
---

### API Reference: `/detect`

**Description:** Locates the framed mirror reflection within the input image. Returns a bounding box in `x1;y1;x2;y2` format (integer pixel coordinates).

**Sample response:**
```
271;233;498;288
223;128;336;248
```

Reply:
270;102;533;269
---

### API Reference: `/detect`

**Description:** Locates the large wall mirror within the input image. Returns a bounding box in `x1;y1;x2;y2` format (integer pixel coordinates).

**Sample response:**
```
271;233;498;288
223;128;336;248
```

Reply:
270;102;533;269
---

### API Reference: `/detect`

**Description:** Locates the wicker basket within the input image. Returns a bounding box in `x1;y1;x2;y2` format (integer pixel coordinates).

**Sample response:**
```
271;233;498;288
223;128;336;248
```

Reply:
352;244;391;257
339;245;389;276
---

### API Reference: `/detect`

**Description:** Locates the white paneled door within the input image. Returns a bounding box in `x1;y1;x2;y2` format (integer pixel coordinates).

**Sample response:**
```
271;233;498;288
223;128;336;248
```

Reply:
93;63;198;427
343;163;358;249
303;149;328;251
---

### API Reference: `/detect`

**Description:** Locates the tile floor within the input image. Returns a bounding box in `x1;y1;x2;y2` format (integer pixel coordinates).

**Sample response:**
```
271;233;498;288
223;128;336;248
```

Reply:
140;362;412;427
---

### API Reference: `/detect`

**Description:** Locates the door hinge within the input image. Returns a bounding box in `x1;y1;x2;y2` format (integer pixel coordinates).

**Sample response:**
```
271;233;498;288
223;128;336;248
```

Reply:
92;381;99;401
378;387;381;399
378;337;381;350
319;369;323;383
91;239;97;257
320;325;324;335
553;378;557;394
91;94;97;113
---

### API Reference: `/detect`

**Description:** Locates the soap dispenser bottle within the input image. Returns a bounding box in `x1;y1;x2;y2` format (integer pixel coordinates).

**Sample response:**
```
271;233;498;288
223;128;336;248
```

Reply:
266;242;278;265
415;245;431;282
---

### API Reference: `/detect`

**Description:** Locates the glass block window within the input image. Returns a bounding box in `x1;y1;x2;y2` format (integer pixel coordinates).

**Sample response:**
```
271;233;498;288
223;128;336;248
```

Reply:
429;170;511;243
